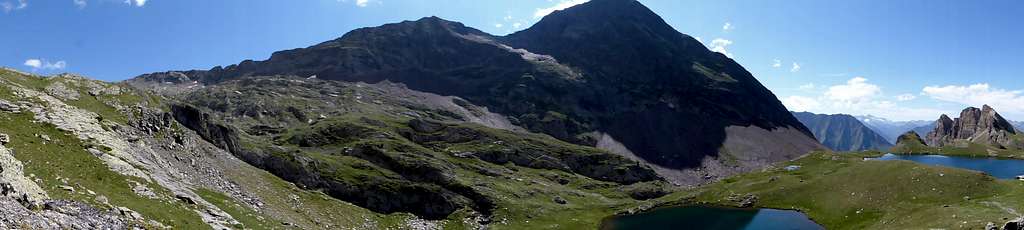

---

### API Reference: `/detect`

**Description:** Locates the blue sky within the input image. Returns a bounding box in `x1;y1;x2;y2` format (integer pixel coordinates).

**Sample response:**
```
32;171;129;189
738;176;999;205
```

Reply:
2;0;1023;121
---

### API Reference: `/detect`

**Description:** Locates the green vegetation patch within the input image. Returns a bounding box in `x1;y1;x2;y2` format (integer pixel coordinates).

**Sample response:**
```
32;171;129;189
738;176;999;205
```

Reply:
194;188;276;229
686;151;1024;229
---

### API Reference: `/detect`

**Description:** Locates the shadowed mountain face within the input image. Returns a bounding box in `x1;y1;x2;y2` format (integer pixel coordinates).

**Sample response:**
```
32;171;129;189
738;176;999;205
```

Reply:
792;112;893;151
129;0;817;176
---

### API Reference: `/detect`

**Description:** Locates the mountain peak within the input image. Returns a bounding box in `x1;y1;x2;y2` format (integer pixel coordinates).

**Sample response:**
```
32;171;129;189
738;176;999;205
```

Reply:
926;106;1017;148
939;114;952;121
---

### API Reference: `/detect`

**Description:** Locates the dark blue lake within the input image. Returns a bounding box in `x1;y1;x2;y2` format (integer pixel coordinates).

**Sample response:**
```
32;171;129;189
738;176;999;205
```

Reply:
871;153;1024;179
601;206;823;230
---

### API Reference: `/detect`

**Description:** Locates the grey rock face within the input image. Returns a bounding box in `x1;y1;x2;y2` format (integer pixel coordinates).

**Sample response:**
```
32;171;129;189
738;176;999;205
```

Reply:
0;198;135;229
0;100;20;113
925;105;1018;148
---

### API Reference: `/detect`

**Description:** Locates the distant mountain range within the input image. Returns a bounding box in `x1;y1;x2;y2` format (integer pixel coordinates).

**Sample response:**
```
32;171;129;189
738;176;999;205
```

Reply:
793;112;893;151
855;115;933;144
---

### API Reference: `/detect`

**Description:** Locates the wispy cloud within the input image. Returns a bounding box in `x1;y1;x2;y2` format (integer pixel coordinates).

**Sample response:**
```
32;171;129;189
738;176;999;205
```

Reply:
123;0;146;7
772;59;782;68
790;62;801;72
494;23;504;28
782;77;945;120
722;22;733;31
709;38;733;58
798;83;815;91
895;93;916;101
534;0;588;18
2;0;27;13
337;0;373;7
923;83;1024;116
73;0;87;8
23;59;41;69
24;59;67;71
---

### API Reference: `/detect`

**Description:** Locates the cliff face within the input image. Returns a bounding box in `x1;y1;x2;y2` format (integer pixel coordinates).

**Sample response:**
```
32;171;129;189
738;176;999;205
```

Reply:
924;105;1019;148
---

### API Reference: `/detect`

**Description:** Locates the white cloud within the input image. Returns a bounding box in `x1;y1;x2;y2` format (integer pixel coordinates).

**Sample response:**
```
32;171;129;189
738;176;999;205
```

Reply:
23;59;66;71
709;38;733;58
923;83;1024;115
772;59;782;68
722;22;733;31
73;0;86;8
337;0;374;7
534;0;588;18
123;0;146;7
45;61;66;70
494;23;504;28
2;0;26;12
824;77;880;105
512;22;522;29
790;62;801;72
783;96;820;112
23;59;42;68
798;83;815;91
783;77;950;120
895;93;916;101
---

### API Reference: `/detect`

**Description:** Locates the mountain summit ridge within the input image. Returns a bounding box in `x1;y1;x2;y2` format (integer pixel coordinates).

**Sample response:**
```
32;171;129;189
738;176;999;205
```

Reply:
128;0;822;185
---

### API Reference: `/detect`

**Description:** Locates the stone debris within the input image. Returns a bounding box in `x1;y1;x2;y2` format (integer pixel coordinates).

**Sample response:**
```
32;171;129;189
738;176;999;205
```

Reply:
0;198;133;229
0;99;20;113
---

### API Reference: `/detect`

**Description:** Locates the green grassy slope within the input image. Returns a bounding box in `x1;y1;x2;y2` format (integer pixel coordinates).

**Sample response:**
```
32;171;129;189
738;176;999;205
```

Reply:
648;151;1024;229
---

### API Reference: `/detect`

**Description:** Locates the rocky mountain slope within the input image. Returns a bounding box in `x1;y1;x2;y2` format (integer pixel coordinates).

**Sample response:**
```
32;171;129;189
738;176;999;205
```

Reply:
0;67;673;228
792;112;892;151
129;0;822;185
924;105;1020;149
856;115;933;143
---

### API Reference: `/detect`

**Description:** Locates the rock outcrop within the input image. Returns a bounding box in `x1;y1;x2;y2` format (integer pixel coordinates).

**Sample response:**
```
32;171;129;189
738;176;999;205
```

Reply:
891;131;928;153
924;105;1019;148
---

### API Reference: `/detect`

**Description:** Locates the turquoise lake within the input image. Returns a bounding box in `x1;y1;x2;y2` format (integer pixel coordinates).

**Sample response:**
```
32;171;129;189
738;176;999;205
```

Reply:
871;153;1024;179
601;206;823;230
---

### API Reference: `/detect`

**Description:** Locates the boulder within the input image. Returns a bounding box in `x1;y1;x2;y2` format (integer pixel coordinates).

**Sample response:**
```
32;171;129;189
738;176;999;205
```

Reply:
1004;217;1024;230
